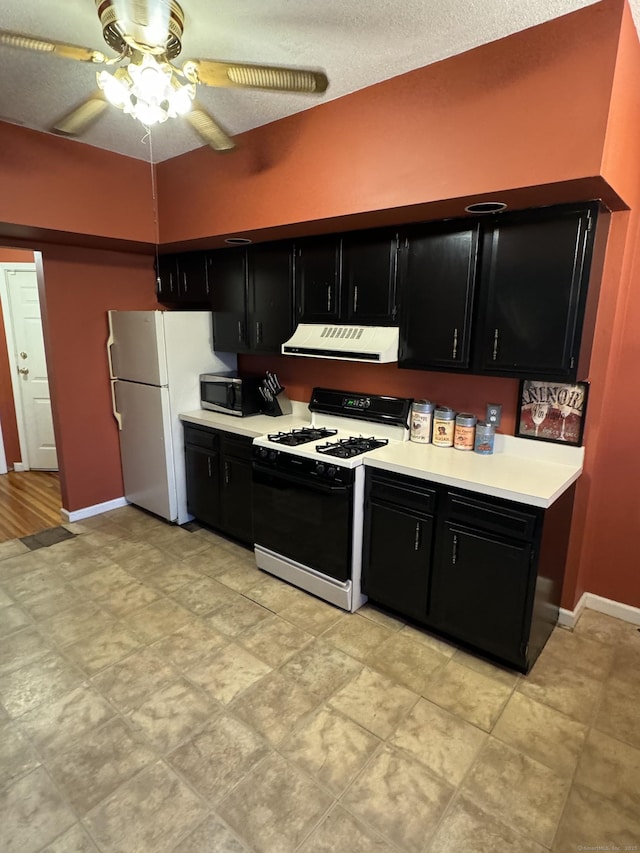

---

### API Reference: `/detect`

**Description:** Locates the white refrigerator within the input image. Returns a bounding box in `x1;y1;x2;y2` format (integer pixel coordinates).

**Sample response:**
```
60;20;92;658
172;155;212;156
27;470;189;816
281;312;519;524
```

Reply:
107;310;236;524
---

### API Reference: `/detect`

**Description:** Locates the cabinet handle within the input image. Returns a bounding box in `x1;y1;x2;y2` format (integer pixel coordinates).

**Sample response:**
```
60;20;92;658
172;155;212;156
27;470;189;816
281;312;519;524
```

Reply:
256;321;262;345
183;271;188;294
492;329;499;361
207;456;212;477
224;461;230;485
353;284;358;313
327;284;332;311
169;271;174;293
414;521;421;551
452;327;458;360
237;321;243;344
156;276;161;293
452;534;458;565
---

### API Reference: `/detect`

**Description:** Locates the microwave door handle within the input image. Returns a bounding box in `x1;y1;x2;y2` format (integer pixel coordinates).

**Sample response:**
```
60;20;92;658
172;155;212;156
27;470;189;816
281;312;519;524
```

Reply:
227;384;236;410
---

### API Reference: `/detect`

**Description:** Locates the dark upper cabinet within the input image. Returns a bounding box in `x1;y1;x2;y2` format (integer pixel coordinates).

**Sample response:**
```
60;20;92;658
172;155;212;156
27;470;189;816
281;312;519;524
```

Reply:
156;253;209;304
294;236;342;324
209;243;294;354
294;230;398;325
176;251;209;303
209;248;249;352
248;243;294;352
474;204;598;380
398;221;480;371
155;255;178;302
342;230;398;325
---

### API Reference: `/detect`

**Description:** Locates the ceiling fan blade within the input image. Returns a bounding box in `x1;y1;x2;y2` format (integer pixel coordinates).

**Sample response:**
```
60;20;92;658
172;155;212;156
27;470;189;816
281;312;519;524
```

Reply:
184;59;328;94
0;29;106;63
185;104;235;151
52;95;110;137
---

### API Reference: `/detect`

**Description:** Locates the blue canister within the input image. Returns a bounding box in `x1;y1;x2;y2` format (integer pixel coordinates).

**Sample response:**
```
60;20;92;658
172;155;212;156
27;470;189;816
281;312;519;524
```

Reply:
474;421;495;455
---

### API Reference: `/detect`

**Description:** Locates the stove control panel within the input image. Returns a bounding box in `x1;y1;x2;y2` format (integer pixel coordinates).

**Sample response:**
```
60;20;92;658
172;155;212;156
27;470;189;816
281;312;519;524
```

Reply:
252;446;354;486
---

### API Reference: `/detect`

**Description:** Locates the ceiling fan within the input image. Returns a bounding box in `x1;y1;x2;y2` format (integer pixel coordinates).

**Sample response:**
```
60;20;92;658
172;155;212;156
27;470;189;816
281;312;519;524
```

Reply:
0;0;329;151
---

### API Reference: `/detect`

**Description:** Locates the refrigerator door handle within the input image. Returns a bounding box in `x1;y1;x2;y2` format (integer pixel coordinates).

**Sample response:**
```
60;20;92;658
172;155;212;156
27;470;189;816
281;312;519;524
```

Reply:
111;380;123;430
107;312;116;380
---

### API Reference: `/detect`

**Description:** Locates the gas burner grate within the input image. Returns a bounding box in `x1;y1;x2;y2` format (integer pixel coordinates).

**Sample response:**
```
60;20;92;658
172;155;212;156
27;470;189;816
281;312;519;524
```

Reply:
267;427;338;447
316;436;389;458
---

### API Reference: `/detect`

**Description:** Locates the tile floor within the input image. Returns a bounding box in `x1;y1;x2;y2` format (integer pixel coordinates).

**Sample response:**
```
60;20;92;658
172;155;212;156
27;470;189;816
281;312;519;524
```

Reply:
0;505;639;853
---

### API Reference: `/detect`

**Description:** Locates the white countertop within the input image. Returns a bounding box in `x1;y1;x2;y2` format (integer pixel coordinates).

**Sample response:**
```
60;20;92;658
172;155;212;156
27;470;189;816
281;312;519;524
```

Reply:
179;402;311;438
364;434;584;508
179;405;584;508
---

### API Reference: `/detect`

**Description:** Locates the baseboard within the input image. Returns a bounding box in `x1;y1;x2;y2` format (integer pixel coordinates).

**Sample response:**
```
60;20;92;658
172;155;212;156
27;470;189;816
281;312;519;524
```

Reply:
61;497;128;523
559;592;640;629
13;462;26;472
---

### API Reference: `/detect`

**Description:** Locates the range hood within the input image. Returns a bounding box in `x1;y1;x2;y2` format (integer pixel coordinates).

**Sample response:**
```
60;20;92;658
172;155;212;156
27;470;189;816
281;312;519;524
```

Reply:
282;324;399;363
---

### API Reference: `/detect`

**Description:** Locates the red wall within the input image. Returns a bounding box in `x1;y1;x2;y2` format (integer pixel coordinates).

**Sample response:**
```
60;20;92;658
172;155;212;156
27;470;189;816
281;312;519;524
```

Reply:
0;123;157;247
38;247;157;512
157;0;621;246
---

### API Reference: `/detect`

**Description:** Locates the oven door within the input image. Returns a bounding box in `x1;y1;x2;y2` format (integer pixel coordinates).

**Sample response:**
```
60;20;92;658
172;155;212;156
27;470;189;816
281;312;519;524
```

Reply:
252;463;353;582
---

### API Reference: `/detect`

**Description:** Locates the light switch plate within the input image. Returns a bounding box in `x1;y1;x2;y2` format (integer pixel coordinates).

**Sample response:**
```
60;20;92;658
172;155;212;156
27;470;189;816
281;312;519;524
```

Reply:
486;403;502;427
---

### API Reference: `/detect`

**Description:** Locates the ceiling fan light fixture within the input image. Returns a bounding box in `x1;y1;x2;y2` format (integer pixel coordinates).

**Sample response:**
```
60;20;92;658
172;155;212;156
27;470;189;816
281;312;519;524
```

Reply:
96;53;195;127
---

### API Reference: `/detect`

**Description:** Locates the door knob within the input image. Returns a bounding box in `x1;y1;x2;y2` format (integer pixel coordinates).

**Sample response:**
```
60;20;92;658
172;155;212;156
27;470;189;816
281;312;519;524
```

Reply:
20;351;28;359
18;367;29;375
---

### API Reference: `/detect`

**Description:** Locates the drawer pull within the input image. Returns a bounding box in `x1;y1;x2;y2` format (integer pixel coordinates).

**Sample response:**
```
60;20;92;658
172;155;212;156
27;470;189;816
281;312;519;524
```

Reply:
452;534;458;565
414;521;421;551
207;456;212;477
224;461;230;485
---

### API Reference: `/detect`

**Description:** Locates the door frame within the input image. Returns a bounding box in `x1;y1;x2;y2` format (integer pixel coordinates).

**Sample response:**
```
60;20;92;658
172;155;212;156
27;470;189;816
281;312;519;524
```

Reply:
0;261;41;471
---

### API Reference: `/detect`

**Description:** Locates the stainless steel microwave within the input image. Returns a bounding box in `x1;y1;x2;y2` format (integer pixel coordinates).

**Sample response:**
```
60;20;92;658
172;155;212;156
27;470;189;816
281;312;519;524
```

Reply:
200;373;263;417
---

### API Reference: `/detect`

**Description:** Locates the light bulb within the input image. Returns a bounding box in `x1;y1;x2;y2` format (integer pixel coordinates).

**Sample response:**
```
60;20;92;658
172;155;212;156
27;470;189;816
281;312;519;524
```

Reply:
168;84;194;116
97;70;130;110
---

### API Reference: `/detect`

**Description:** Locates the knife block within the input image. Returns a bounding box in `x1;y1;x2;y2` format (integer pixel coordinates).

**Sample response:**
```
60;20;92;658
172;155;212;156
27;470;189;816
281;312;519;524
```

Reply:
263;390;293;417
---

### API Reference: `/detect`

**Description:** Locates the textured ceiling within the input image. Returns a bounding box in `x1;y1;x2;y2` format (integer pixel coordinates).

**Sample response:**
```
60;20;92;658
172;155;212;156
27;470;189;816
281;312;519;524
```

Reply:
0;0;628;163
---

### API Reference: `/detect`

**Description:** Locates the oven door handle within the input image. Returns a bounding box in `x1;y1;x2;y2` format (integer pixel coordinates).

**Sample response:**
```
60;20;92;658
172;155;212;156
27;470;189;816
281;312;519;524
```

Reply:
252;463;352;495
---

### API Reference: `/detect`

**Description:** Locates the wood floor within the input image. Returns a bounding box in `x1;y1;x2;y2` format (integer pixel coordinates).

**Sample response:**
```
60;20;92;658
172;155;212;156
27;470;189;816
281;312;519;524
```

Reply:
0;470;62;542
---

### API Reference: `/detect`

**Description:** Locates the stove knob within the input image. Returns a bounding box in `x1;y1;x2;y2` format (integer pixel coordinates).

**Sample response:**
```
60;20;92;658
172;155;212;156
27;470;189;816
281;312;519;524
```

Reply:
269;450;278;462
316;462;325;475
327;466;337;479
259;447;268;459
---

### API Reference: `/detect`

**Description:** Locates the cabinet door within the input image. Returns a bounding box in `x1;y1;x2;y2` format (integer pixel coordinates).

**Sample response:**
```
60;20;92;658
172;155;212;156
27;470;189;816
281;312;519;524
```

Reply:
177;252;209;304
475;205;596;380
363;500;433;622
294;237;342;323
398;222;479;370
342;230;398;325
221;456;254;544
155;255;178;302
431;522;532;667
185;445;221;528
208;248;249;352
248;243;294;352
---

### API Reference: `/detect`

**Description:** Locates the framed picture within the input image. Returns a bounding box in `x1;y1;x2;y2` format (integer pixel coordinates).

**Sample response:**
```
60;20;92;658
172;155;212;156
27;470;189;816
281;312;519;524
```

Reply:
516;380;589;446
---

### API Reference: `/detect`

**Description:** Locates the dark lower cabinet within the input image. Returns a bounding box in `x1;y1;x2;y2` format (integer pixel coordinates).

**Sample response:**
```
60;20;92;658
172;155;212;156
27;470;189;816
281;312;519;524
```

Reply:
220;434;253;544
184;424;253;545
362;468;575;672
431;523;532;667
184;428;221;528
363;471;435;622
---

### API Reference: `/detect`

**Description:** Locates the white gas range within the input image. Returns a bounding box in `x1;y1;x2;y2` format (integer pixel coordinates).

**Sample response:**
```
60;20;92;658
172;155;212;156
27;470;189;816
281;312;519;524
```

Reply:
251;388;412;611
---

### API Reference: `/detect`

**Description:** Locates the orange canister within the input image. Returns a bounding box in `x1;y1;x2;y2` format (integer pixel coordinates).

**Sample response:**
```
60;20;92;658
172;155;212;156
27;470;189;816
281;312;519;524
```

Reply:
454;413;477;451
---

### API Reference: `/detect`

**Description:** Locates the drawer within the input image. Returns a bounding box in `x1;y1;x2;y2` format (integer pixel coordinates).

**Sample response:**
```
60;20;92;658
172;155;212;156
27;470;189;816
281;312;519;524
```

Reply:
444;491;539;542
368;470;436;515
221;433;253;461
184;424;219;451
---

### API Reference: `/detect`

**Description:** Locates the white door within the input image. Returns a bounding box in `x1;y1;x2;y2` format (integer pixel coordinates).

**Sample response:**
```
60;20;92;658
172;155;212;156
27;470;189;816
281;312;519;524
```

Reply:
2;267;58;470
